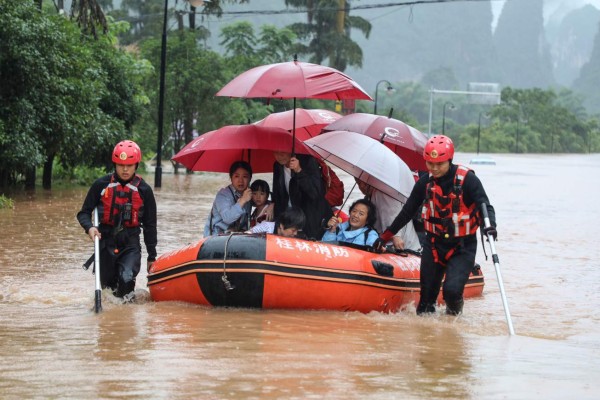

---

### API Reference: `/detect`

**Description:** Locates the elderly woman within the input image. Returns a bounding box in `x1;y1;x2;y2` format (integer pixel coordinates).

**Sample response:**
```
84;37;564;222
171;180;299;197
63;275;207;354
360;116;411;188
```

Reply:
322;199;379;246
204;161;253;236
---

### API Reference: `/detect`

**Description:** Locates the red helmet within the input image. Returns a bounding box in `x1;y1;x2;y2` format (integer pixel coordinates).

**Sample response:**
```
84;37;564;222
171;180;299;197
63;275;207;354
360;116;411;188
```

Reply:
112;140;142;165
423;135;454;162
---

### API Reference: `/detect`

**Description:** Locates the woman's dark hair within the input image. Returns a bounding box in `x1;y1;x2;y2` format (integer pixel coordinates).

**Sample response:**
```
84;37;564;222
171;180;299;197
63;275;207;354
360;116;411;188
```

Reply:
276;206;306;231
229;160;252;178
349;198;377;228
250;179;270;195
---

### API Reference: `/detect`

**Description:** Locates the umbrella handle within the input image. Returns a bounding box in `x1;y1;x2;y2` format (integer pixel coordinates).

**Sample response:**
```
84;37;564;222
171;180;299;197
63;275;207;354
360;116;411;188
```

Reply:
334;181;358;220
291;98;297;155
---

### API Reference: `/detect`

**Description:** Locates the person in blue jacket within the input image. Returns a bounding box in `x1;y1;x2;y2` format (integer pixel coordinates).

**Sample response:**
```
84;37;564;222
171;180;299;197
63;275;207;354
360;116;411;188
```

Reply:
204;161;253;236
322;199;379;246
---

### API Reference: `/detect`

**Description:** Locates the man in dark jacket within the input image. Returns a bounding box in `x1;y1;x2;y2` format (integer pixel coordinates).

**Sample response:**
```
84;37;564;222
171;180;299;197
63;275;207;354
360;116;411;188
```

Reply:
379;135;497;315
77;140;157;299
270;152;332;240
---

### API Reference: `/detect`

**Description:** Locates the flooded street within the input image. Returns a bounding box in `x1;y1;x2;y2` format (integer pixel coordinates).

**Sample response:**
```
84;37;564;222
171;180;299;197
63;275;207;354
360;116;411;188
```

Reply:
1;153;599;399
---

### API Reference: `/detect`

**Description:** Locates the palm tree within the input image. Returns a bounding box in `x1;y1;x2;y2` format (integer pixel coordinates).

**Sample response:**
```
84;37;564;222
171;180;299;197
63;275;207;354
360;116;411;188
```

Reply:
285;0;371;72
70;0;108;38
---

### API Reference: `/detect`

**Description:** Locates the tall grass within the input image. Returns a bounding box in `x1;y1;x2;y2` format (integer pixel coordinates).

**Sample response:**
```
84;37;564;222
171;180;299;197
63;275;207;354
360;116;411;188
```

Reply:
0;195;14;209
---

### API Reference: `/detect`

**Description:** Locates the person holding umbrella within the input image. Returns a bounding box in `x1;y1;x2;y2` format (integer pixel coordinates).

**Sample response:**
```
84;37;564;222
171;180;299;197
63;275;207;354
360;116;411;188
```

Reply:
77;140;157;300
377;135;497;316
267;152;333;240
204;161;253;236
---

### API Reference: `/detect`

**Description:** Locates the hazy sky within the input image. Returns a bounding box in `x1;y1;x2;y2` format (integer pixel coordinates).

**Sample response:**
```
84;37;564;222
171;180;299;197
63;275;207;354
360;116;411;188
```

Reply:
492;0;600;26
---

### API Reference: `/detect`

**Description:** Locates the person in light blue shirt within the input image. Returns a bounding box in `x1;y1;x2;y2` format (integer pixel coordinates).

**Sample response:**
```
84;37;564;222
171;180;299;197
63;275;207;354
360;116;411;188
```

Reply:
204;161;253;236
322;199;379;246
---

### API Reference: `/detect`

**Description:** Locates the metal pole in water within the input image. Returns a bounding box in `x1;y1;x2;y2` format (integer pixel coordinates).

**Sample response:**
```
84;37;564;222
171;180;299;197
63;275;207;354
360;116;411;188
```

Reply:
481;204;514;335
93;208;102;313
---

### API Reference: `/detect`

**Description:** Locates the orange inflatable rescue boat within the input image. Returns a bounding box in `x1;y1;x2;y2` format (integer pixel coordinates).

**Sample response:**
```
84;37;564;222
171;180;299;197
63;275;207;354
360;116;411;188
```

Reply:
147;234;484;313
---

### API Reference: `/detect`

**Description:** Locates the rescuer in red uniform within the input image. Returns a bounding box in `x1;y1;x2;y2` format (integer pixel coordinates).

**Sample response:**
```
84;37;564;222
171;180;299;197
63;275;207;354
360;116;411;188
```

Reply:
77;140;157;299
378;135;497;315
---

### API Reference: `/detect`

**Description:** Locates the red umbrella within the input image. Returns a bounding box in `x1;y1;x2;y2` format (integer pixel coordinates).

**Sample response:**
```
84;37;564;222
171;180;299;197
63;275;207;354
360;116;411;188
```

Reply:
172;125;315;173
216;60;372;101
254;108;343;141
216;59;372;152
323;113;428;171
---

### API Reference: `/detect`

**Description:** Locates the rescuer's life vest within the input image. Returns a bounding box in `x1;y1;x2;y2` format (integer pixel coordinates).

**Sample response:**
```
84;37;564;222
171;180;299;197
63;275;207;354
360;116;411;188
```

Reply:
421;165;479;238
100;174;144;229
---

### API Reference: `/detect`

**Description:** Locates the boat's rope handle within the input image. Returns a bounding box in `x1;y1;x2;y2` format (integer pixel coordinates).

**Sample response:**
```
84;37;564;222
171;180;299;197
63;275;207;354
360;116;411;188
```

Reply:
221;233;236;291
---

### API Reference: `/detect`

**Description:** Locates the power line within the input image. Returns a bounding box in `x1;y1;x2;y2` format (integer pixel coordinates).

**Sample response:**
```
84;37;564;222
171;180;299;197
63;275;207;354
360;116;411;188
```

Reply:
207;0;508;16
114;0;510;22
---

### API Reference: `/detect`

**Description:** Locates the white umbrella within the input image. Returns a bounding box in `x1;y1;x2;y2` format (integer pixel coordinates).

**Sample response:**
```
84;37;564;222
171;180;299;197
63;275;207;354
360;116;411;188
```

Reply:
304;131;415;202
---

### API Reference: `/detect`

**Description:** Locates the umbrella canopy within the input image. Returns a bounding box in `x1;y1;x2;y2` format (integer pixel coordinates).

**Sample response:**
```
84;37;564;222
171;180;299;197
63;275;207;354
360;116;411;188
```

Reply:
216;60;372;101
217;59;371;154
254;108;342;141
323;113;428;171
172;125;315;173
304;131;415;203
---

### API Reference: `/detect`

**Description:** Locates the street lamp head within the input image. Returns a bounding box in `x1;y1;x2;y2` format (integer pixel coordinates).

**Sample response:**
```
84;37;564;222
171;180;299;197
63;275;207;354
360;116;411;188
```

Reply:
374;79;394;115
444;101;455;111
442;101;455;135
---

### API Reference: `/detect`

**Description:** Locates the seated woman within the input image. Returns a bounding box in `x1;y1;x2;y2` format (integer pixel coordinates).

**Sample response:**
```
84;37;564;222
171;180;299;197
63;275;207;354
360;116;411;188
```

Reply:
249;179;271;228
203;161;253;236
248;206;306;238
322;199;379;246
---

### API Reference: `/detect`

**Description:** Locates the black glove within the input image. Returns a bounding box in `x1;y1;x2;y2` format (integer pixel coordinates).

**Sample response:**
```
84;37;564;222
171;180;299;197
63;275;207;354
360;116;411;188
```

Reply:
482;226;497;241
372;238;387;253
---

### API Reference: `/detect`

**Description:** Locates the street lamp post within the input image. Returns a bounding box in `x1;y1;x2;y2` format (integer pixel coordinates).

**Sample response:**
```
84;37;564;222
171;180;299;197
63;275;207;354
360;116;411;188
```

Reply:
155;0;203;188
477;111;490;155
516;106;527;154
154;0;169;188
442;101;455;135
374;80;393;115
516;119;520;154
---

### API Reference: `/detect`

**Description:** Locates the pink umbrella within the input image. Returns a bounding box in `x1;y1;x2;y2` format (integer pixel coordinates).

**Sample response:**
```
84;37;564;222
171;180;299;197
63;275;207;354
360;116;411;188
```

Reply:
216;58;372;152
254;108;342;141
172;125;315;173
323;113;428;171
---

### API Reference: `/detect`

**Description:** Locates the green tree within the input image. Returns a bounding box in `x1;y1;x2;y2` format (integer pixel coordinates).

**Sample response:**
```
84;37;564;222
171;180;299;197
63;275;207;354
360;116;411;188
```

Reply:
284;0;371;72
70;0;108;37
0;1;146;188
139;29;249;173
116;0;249;45
490;87;589;153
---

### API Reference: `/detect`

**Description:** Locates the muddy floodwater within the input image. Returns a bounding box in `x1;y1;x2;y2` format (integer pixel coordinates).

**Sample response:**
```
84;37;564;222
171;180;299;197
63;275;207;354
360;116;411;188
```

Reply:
1;153;599;399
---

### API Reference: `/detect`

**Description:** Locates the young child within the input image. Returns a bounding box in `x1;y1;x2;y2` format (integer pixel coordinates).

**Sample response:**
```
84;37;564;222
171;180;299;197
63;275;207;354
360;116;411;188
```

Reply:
249;179;271;227
248;206;306;238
